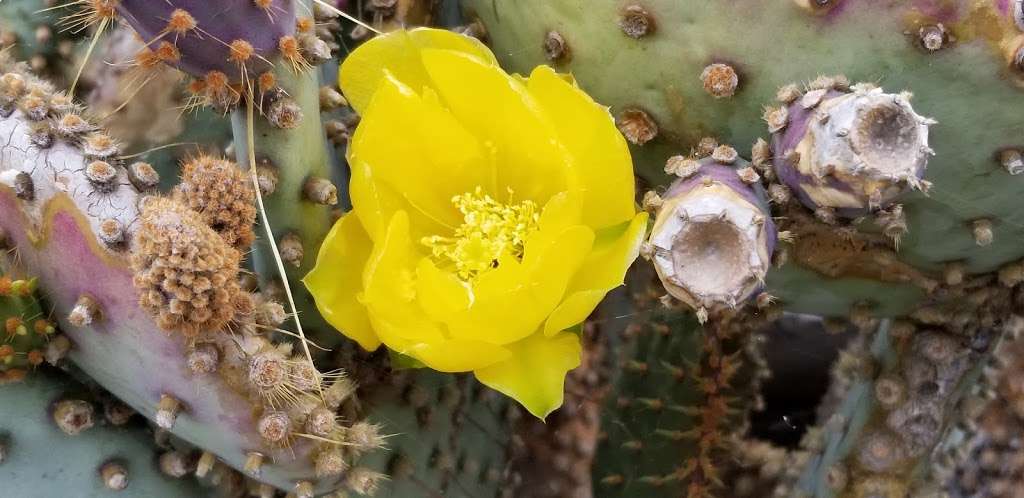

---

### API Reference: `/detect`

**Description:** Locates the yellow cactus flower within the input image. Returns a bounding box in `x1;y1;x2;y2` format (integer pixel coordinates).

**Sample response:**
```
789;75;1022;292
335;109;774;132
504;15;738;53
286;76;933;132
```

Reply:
304;28;647;419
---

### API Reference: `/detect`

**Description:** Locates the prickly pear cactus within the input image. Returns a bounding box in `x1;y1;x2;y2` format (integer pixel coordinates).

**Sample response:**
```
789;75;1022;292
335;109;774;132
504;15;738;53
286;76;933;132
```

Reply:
459;0;1024;317
3;1;1024;496
0;52;383;496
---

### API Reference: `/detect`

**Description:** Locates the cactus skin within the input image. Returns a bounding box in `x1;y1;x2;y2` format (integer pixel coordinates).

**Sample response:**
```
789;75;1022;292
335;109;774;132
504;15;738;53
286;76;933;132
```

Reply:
0;368;207;497
116;0;297;80
459;0;1024;317
0;55;364;496
590;276;770;498
230;62;338;347
339;351;513;498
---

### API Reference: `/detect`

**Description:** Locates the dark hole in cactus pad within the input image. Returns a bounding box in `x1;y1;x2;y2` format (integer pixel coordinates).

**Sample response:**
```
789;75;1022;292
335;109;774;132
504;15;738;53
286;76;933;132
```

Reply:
749;314;855;448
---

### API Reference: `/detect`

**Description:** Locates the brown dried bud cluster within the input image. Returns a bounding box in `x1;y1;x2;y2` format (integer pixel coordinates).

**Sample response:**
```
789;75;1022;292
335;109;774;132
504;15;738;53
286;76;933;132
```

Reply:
130;197;242;336
173;155;256;250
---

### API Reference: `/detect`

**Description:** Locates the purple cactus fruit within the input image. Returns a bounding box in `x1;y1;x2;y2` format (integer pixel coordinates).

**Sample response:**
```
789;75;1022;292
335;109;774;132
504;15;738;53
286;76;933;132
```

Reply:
769;81;934;218
116;0;297;80
648;148;777;317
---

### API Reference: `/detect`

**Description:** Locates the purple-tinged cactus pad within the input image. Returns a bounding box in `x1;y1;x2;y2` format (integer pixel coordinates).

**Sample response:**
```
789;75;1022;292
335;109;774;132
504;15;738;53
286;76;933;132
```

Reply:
116;0;296;79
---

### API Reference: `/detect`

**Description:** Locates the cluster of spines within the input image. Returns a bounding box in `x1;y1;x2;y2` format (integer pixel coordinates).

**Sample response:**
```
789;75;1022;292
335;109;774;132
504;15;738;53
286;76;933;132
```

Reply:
173;154;257;251
671;323;746;498
329;341;514;498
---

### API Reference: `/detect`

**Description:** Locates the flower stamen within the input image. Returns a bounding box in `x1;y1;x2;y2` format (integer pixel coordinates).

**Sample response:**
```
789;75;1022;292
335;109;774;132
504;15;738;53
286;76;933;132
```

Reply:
422;187;540;281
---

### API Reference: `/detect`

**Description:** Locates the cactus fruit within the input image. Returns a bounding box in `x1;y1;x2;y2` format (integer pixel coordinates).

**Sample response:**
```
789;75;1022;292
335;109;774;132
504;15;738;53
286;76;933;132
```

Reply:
769;82;934;217
0;368;208;497
645;145;777;320
460;0;1024;317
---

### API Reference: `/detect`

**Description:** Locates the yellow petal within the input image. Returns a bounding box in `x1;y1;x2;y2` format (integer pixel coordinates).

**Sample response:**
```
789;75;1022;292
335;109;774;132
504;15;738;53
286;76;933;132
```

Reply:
419;48;576;205
351;75;488;228
568;212;649;292
361;211;444;345
538;191;582;234
444;225;594;345
526;66;637;229
302;213;381;351
522;225;596;311
408;339;512;372
366;309;444;356
543;213;648;336
349;158;449;243
475;331;582;419
339;28;498;114
542;290;607;337
415;258;471;322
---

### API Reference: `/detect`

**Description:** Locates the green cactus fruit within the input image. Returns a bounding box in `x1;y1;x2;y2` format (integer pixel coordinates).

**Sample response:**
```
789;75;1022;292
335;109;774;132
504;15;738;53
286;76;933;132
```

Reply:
0;273;57;384
459;0;1024;318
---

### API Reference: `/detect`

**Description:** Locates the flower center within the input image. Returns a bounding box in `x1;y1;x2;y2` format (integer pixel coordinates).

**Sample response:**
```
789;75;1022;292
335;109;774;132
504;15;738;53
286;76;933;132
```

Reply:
422;187;540;281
